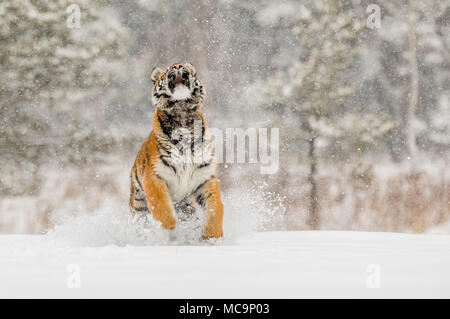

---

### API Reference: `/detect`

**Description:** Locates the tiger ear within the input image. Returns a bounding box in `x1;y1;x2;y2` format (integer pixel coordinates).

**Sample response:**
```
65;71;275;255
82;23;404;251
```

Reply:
183;62;197;76
151;67;164;83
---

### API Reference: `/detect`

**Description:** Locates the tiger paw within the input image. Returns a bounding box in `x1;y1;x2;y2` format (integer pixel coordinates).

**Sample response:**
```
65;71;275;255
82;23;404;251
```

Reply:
202;227;223;240
161;215;177;230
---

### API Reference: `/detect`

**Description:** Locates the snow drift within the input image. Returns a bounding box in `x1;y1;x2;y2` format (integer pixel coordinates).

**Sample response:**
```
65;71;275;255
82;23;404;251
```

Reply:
1;231;449;298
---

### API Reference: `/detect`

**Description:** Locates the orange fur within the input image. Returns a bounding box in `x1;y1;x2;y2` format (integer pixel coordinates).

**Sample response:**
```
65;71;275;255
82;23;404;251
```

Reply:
199;178;224;239
130;128;177;230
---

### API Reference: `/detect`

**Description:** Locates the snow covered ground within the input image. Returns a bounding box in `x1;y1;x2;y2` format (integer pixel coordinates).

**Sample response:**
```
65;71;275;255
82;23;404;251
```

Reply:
1;231;449;298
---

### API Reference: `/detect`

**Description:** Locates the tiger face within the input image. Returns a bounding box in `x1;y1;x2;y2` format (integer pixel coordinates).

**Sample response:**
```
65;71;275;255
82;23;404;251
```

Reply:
151;63;205;109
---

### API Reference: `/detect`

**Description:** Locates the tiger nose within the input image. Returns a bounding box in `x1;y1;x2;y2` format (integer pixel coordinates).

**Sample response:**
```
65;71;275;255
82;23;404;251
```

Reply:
172;63;182;69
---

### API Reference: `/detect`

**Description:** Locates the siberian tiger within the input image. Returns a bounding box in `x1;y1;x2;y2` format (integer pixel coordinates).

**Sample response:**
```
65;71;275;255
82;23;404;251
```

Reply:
129;62;224;239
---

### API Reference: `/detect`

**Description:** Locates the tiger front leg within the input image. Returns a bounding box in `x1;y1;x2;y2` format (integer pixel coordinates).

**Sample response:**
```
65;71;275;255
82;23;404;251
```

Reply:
142;173;177;230
196;178;224;239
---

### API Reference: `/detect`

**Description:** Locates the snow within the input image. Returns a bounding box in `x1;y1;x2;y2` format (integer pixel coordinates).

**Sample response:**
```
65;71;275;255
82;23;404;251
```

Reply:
256;2;303;26
428;219;450;235
1;231;449;298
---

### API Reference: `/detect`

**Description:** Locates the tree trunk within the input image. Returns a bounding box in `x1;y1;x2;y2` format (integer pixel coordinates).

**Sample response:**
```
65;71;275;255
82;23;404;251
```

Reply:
307;135;319;229
406;0;419;158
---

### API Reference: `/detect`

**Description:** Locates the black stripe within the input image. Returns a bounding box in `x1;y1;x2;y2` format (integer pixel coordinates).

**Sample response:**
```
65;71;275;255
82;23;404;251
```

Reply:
154;92;171;99
197;159;212;169
196;192;213;207
196;194;205;207
154;174;169;188
145;149;150;166
202;122;205;139
134;171;143;190
132;205;149;212
157;112;174;138
134;197;146;202
193;179;209;195
160;155;177;174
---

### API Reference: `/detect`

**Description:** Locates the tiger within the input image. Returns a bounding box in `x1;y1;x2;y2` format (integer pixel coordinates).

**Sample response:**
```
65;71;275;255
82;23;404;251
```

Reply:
129;62;224;239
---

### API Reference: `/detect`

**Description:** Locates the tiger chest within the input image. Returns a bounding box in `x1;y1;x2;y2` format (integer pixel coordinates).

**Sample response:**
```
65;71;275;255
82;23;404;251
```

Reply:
155;145;215;202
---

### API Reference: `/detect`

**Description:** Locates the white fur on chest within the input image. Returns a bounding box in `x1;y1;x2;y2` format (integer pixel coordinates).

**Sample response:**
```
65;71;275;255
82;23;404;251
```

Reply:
156;147;215;202
172;85;191;101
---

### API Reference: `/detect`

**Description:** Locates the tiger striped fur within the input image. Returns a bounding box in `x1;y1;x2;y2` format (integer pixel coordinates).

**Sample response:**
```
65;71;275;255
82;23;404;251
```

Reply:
129;63;224;239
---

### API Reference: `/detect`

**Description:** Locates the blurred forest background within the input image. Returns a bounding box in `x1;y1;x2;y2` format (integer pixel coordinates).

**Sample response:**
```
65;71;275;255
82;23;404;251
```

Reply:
0;0;448;234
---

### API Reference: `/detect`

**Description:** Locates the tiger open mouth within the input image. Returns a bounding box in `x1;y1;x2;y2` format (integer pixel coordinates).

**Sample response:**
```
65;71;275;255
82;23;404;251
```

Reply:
168;72;190;91
173;77;185;86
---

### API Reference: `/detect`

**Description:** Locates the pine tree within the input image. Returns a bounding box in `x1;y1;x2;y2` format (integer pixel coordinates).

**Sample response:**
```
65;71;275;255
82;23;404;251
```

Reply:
372;0;450;158
429;94;450;155
250;0;396;229
0;0;127;195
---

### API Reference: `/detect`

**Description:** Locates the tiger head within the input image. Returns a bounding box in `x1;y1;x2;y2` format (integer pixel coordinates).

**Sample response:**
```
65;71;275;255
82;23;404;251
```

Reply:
151;62;205;109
